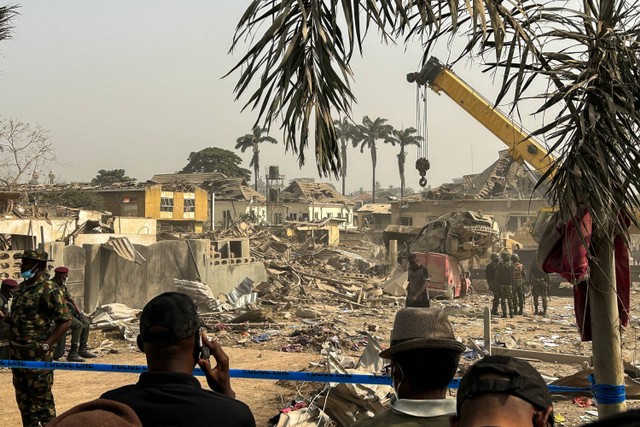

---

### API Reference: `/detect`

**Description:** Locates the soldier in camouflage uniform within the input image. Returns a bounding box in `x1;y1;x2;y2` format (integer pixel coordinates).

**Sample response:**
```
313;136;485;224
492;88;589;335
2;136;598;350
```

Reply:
9;249;72;427
530;258;550;315
0;278;19;359
485;253;500;315
495;251;514;318
510;254;526;315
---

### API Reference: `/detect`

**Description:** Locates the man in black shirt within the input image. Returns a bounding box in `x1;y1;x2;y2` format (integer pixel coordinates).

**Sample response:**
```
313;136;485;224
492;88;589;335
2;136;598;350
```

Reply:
101;292;255;427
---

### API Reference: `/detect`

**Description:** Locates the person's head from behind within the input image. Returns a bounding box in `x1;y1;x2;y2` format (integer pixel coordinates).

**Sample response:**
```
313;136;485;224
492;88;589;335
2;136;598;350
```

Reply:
490;252;499;262
48;399;142;427
137;292;203;372
380;308;464;399
450;355;554;427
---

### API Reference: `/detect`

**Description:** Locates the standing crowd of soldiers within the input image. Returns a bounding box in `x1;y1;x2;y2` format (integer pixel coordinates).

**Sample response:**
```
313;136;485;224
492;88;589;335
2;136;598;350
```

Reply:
486;251;550;318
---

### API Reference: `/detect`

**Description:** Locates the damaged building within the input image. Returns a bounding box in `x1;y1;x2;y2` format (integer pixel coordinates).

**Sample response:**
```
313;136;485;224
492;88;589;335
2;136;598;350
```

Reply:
389;150;548;247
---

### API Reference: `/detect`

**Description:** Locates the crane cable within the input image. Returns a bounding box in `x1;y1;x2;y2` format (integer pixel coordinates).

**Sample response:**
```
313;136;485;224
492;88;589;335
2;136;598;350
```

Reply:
415;85;431;187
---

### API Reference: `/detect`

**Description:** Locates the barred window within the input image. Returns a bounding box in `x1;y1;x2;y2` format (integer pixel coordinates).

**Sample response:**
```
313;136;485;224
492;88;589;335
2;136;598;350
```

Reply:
160;197;174;212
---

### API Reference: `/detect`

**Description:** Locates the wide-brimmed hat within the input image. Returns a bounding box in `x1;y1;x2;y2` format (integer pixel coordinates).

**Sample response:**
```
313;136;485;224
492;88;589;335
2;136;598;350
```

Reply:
20;249;52;262
379;308;465;358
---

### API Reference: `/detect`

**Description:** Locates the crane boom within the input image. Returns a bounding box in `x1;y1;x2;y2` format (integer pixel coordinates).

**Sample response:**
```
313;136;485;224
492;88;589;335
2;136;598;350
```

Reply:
407;56;555;176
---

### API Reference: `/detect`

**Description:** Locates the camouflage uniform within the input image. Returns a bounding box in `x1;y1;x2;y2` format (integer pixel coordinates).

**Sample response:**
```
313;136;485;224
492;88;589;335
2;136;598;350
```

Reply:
0;290;12;359
485;254;500;315
10;274;71;427
59;280;92;359
530;261;550;315
495;252;514;318
511;255;526;315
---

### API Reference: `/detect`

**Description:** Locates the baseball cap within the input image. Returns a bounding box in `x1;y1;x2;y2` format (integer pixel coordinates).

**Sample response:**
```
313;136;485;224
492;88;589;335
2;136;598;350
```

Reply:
139;292;201;343
20;249;52;262
379;308;465;358
457;355;553;422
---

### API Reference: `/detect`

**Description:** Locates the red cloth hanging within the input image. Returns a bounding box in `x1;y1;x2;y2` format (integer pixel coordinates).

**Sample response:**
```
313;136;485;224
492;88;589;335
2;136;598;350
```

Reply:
538;209;630;341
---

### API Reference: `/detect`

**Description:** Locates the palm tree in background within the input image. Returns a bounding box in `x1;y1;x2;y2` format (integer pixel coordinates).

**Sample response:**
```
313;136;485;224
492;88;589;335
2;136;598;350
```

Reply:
334;117;356;196
352;116;393;203
385;128;423;199
0;5;18;43
229;1;640;416
235;126;277;191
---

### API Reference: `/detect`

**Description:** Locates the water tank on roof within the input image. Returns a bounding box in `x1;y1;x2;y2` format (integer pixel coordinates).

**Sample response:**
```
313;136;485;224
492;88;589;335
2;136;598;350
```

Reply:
268;166;281;180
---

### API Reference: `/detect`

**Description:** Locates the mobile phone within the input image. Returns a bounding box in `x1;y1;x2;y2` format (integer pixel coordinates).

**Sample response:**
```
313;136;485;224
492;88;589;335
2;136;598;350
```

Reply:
198;335;210;361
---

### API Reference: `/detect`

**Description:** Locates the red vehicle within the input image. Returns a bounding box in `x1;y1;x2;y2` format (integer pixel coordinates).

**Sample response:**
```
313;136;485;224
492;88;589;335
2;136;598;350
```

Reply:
413;252;470;299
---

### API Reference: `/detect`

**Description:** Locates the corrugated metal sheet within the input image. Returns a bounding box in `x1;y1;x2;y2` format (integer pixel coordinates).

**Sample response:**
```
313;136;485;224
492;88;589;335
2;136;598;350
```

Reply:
101;237;147;265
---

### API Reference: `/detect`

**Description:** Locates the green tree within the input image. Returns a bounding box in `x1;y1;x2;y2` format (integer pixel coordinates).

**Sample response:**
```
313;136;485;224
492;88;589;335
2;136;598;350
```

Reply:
385;128;423;199
230;1;640;417
334;117;356;196
91;169;133;186
352;116;393;203
180;147;251;180
234;126;277;191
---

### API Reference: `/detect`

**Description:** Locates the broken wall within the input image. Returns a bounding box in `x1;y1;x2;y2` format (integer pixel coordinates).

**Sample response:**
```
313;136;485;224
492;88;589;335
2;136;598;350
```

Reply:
74;233;156;247
81;239;267;312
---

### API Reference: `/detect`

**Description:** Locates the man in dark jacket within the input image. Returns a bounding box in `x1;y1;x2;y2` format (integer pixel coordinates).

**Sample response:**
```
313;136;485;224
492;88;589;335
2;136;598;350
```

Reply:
101;292;255;427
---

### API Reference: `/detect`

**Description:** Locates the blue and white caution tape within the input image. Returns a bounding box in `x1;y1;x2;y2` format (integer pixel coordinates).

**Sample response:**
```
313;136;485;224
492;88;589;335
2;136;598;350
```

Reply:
0;359;627;396
0;359;392;385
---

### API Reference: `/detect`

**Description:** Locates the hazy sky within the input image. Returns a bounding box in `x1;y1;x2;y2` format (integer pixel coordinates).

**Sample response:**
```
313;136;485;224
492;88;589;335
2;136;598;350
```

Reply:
0;1;544;194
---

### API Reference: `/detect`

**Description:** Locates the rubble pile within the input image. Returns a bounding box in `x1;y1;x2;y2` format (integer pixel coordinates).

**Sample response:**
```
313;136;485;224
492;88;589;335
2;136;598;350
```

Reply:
84;228;640;427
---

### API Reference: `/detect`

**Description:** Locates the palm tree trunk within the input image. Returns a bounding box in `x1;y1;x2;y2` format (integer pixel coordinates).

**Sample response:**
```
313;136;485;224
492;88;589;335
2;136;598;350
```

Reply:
371;142;377;203
399;148;405;200
253;143;259;191
341;142;347;196
589;230;627;417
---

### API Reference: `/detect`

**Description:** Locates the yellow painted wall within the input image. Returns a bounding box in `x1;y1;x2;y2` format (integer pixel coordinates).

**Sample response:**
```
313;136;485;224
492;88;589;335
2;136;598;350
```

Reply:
145;186;161;218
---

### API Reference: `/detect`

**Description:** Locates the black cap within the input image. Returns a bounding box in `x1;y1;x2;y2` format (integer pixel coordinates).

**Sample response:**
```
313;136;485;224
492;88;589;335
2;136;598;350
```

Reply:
139;292;201;343
457;355;553;423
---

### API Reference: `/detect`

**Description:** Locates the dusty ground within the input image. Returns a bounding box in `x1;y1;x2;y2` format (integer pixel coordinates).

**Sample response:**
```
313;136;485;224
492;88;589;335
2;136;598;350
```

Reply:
1;287;639;426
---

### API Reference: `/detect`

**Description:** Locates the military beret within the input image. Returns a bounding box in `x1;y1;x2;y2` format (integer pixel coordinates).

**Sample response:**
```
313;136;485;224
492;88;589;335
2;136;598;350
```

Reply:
54;266;69;274
1;278;18;287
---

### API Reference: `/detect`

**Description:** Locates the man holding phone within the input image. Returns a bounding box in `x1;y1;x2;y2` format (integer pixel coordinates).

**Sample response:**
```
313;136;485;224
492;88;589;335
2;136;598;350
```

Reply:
101;292;255;426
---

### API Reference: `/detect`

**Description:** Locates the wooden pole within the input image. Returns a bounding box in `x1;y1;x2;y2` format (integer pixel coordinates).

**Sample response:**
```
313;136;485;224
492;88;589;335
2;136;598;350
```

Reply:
589;233;627;417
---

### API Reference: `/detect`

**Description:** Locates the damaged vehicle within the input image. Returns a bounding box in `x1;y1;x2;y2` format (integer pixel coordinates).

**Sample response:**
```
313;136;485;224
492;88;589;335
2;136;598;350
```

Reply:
409;211;499;260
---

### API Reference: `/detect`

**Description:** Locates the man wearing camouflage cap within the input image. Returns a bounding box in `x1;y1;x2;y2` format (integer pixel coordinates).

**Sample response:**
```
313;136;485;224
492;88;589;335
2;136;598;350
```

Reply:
10;249;72;427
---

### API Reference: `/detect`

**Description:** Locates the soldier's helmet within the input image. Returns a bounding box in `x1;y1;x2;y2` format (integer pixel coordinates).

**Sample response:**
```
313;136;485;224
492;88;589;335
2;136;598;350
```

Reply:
490;253;499;261
500;251;511;262
510;254;520;263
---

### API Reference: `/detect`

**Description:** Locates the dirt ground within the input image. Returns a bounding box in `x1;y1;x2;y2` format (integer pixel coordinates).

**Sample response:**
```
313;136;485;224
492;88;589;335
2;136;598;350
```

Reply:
1;288;639;426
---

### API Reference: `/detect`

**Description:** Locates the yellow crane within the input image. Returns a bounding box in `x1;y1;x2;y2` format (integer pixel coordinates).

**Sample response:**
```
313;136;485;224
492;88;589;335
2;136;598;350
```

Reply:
407;56;556;177
407;56;557;241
